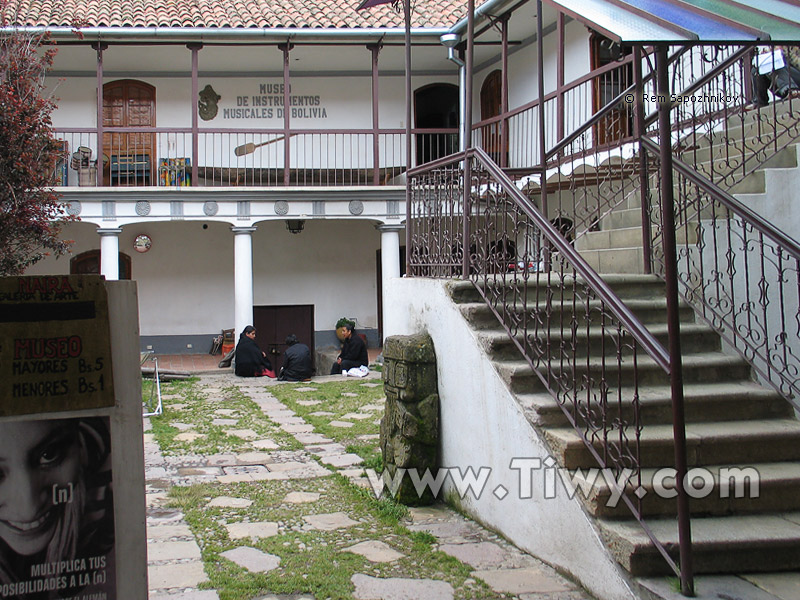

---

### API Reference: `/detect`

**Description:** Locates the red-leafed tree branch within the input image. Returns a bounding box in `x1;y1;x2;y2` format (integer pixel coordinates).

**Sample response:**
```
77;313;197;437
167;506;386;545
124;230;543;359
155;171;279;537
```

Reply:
0;1;75;275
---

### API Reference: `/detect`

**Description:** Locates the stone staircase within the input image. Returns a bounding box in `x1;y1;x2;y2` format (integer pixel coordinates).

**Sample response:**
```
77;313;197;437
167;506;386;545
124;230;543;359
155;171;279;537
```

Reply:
446;268;800;581
576;100;800;274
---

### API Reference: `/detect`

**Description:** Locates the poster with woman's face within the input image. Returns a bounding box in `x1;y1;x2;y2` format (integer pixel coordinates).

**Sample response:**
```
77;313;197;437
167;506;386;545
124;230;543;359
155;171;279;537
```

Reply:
0;416;115;599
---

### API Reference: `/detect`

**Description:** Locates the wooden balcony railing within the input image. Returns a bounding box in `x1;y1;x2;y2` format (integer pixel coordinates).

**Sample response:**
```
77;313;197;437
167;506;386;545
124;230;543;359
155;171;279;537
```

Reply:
52;127;458;188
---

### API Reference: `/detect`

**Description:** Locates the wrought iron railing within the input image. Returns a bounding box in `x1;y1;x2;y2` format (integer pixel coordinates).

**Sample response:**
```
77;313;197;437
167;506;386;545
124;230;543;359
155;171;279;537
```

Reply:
644;139;800;407
407;146;686;579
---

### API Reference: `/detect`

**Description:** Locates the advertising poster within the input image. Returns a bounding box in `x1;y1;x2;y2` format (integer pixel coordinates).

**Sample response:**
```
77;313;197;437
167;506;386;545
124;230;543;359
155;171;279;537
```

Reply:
0;416;115;600
0;276;115;417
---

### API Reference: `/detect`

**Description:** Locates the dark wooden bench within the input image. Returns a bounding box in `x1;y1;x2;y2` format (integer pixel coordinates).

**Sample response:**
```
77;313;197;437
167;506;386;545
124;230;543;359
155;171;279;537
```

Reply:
110;154;150;184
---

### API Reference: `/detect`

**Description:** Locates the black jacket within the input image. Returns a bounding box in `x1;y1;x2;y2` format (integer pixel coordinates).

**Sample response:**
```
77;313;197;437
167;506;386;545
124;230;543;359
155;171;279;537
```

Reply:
280;343;314;381
234;334;272;376
339;333;368;367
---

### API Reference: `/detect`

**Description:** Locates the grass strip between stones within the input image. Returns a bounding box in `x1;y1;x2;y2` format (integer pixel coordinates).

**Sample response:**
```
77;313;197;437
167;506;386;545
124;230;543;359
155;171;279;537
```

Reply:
168;474;503;600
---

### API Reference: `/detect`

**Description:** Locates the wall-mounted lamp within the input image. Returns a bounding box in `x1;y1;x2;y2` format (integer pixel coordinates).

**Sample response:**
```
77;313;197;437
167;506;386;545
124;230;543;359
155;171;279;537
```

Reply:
286;220;305;234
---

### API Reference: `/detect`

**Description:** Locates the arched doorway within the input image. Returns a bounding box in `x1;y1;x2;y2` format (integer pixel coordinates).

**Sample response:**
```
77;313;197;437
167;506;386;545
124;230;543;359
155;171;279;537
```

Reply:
414;84;459;165
480;70;507;165
70;250;132;280
103;79;156;185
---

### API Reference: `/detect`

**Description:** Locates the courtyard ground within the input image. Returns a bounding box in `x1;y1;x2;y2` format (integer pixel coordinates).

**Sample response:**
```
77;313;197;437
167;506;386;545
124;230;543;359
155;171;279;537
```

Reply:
143;369;597;600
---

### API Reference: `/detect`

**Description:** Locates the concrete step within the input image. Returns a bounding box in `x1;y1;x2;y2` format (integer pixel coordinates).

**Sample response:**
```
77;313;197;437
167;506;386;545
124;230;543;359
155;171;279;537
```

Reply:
579;246;646;274
517;381;792;428
597;513;800;576
448;274;670;304
545;419;800;471
576;462;800;520
576;226;644;251
459;297;696;331
477;322;720;361
497;350;753;395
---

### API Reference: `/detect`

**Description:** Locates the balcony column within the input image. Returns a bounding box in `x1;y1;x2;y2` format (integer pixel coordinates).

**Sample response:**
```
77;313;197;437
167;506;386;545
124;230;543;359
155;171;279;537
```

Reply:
188;43;202;185
232;226;257;338
97;228;122;280
377;224;403;341
93;42;108;186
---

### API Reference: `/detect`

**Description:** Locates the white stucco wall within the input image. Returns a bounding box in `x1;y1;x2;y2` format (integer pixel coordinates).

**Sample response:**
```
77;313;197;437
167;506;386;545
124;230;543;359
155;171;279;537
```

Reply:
25;219;384;339
384;277;637;600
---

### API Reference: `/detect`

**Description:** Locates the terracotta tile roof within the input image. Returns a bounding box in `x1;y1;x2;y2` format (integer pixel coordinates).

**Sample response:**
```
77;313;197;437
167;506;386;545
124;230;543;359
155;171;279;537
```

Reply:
3;0;468;29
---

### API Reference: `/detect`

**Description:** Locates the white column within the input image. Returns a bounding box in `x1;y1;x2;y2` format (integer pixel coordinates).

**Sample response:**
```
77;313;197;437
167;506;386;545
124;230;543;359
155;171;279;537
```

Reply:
97;228;122;281
232;226;256;338
378;224;403;342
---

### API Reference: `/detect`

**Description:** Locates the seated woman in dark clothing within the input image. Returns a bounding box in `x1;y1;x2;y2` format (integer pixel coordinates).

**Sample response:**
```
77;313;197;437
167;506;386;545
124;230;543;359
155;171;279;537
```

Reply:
234;325;275;377
330;324;369;375
278;334;314;381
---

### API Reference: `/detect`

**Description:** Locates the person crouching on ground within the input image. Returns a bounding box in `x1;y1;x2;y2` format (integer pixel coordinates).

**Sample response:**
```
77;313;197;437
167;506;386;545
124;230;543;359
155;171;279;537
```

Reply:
278;334;314;381
330;323;368;375
234;325;276;378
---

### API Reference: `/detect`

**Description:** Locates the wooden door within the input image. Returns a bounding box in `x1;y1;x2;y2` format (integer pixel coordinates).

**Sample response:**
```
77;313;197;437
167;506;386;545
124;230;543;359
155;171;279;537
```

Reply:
103;80;156;185
591;35;633;145
253;305;315;373
480;70;507;164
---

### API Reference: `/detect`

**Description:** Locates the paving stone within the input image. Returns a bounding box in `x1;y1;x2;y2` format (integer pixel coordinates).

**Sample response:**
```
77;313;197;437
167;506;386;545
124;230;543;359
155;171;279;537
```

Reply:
339;468;366;478
341;413;373;420
306;443;347;456
212;418;239;426
641;575;780;600
217;474;253;483
178;466;224;476
344;540;405;563
320;453;364;468
743;573;800;600
310;411;335;416
228;428;259;440
351;573;454;600
361;403;385;412
235;451;273;464
357;434;381;441
168;403;188;410
148;540;202;561
360;382;381;388
215;409;237;415
408;521;482;542
147;524;194;540
252;439;280;450
284;491;321;504
294;387;319;392
439;542;512;569
296;400;322;406
303;512;359;531
267;461;312;472
295;433;331;444
148;562;209;589
150;591;220;600
225;521;279;540
221;547;281;573
281;423;315;433
172;422;194;431
206;454;237;467
329;420;354;428
175;432;204;442
146;467;169;479
224;465;270;476
472;568;574;594
143;433;156;444
146;491;169;507
207;496;253;508
342;392;359;397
